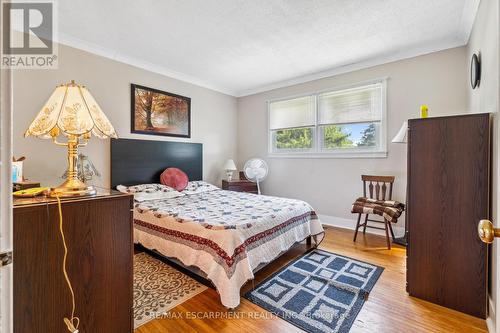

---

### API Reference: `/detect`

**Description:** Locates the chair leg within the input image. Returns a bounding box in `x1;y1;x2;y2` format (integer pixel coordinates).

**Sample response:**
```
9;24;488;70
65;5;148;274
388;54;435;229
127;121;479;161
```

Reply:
353;213;362;242
384;219;391;250
362;214;368;234
388;221;395;240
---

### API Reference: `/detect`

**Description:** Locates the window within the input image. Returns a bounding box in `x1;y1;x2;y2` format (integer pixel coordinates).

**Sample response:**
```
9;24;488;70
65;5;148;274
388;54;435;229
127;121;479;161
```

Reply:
269;96;316;152
268;79;387;158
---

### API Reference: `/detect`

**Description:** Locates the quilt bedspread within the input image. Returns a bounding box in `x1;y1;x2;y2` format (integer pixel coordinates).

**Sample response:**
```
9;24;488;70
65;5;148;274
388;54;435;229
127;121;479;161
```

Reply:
133;189;325;308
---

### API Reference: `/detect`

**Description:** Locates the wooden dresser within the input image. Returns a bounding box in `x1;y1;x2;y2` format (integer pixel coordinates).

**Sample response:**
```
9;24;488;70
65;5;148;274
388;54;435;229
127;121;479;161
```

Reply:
222;178;258;194
13;191;134;333
406;113;489;318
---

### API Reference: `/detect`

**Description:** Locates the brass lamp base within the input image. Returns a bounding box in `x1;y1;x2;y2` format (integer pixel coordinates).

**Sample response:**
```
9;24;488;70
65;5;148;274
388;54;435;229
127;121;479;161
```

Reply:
50;178;97;198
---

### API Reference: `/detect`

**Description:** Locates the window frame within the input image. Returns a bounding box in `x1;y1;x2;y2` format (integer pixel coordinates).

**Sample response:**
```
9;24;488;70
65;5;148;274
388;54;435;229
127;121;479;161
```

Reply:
267;78;388;159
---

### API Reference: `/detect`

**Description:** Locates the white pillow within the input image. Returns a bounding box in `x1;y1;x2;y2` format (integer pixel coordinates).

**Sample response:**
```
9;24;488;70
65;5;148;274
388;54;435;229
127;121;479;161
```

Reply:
116;183;185;202
182;181;219;195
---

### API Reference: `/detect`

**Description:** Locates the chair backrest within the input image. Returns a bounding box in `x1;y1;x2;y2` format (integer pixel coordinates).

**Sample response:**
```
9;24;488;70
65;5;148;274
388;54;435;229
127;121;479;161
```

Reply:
361;175;395;201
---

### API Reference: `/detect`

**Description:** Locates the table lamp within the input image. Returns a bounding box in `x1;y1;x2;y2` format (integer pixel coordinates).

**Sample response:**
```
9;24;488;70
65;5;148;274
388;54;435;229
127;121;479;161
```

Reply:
24;80;117;197
223;159;237;181
392;121;408;143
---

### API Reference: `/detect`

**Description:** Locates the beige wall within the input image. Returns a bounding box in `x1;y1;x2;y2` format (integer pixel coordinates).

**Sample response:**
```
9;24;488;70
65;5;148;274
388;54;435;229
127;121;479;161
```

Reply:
13;43;238;188
466;0;500;331
237;47;468;233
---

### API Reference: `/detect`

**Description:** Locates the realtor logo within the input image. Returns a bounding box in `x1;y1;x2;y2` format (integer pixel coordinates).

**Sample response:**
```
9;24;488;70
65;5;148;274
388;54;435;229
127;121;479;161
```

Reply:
1;1;58;68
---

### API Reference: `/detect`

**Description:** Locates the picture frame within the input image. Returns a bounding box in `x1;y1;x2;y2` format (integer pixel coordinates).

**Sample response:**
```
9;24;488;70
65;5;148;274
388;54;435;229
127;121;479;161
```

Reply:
131;84;191;138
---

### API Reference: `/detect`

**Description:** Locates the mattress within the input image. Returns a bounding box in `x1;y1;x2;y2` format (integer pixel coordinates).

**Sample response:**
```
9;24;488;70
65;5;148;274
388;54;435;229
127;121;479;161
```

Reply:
133;188;325;308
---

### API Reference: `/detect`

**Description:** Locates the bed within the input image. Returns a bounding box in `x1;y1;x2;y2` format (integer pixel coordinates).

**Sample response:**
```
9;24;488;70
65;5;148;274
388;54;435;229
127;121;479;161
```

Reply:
111;138;325;308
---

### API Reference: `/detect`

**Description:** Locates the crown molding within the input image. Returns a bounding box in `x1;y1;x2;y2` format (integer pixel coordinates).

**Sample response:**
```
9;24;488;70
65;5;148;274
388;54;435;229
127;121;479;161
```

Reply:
54;33;238;96
235;39;467;97
236;1;480;97
55;1;480;99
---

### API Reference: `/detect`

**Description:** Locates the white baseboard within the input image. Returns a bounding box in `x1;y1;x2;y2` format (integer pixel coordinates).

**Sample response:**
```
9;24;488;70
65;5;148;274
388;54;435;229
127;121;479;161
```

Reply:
487;296;496;333
487;316;496;333
318;214;405;238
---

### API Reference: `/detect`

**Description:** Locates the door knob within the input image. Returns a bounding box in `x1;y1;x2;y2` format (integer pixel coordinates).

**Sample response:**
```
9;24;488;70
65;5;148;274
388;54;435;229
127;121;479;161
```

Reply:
478;219;499;243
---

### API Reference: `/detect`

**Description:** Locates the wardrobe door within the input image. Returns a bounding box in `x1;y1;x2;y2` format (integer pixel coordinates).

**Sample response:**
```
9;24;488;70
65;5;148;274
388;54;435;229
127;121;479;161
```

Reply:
407;113;489;318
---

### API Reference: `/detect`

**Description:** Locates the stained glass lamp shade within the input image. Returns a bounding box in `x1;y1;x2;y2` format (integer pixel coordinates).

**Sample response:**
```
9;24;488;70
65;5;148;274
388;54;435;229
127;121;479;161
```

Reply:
24;80;117;197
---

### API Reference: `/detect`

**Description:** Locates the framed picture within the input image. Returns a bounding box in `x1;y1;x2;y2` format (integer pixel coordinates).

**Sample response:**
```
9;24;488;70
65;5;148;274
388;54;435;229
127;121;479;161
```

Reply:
131;84;191;138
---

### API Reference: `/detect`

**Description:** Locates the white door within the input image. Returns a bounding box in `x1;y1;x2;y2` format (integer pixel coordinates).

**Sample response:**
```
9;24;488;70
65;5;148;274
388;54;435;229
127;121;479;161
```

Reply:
0;0;14;329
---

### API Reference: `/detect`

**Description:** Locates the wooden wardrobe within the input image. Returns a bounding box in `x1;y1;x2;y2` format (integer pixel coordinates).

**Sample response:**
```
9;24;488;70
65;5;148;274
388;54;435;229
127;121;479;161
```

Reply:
407;113;490;318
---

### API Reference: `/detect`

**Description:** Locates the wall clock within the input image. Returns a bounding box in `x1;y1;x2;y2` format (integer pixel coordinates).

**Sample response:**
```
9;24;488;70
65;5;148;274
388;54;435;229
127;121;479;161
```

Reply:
470;53;481;89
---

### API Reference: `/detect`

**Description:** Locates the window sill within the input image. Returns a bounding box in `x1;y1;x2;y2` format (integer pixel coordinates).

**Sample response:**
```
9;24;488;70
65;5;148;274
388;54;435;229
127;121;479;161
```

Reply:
267;151;388;159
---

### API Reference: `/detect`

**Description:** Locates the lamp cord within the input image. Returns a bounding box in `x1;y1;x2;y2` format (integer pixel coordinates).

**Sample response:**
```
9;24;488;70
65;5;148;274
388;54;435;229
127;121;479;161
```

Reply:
55;196;81;333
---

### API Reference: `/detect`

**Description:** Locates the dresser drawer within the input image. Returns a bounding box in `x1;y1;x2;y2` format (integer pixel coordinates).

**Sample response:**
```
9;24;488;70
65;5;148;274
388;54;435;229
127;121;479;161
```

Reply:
227;185;257;193
222;180;258;193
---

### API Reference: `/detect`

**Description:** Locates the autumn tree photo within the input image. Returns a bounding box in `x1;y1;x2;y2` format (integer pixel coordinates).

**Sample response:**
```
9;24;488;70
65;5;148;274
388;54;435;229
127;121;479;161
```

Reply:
133;85;190;137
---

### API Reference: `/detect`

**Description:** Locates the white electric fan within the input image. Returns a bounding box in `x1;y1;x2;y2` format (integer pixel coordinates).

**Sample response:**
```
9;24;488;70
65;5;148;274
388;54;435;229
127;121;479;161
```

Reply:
243;158;268;195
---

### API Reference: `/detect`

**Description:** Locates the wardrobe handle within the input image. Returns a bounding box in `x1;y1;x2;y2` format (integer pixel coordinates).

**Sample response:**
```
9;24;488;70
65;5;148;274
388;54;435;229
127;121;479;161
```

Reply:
478;220;499;244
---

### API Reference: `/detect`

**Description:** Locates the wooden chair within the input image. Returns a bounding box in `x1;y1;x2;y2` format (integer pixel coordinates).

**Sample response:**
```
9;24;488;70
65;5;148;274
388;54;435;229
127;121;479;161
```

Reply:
353;175;396;249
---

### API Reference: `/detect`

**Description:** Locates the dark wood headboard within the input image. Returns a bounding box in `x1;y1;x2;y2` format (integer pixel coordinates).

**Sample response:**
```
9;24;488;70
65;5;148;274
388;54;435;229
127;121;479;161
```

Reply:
111;138;202;188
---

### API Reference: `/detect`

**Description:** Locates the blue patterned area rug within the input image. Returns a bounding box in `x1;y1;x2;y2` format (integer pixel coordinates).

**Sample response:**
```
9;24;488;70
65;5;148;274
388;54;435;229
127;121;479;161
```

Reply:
244;249;384;333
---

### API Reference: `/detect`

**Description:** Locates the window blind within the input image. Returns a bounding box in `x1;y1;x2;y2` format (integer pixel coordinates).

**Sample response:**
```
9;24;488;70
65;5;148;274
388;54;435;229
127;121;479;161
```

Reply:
318;83;382;125
269;96;315;130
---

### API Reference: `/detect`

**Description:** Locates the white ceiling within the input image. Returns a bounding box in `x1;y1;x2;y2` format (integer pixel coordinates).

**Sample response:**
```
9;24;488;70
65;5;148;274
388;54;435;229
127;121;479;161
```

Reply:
58;0;479;97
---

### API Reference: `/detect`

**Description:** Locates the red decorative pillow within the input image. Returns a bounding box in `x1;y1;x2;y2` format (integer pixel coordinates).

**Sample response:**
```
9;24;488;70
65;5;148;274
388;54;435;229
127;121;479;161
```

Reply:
160;168;189;191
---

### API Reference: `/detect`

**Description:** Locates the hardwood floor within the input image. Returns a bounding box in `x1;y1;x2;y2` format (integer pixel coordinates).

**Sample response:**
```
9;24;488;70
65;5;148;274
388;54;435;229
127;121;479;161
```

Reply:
135;226;488;333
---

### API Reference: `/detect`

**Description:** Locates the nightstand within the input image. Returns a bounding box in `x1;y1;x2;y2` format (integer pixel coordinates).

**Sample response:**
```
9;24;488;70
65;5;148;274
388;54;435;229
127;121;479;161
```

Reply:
222;178;258;194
